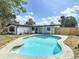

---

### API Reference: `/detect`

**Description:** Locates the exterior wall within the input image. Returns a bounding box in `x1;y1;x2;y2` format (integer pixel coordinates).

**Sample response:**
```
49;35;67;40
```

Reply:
38;27;43;33
50;26;56;34
41;26;50;34
15;26;58;34
2;24;60;35
16;26;31;34
35;26;56;34
34;27;43;34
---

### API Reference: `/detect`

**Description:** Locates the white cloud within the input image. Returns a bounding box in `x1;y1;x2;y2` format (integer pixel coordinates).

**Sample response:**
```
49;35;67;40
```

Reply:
36;21;49;25
47;17;52;20
36;18;50;25
36;16;60;25
60;5;79;17
16;15;35;25
50;16;60;24
25;15;35;20
27;12;34;15
16;15;60;25
16;16;26;25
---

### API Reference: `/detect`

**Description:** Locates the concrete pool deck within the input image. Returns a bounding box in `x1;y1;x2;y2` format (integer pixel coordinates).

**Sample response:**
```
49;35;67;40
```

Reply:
0;35;74;59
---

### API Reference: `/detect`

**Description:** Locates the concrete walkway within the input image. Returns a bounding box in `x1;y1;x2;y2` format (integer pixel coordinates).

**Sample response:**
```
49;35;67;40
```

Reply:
0;35;74;59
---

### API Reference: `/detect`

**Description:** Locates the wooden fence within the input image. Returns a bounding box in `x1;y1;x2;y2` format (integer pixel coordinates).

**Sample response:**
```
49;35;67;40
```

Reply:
55;27;79;35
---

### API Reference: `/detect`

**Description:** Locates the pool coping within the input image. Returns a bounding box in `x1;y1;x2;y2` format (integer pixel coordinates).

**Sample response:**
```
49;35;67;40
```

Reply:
53;35;74;59
0;34;74;59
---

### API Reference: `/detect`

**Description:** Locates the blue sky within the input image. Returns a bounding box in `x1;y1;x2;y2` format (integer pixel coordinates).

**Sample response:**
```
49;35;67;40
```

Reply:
16;0;79;25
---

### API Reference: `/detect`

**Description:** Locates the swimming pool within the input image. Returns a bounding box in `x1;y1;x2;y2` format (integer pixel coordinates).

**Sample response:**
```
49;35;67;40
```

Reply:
11;35;62;56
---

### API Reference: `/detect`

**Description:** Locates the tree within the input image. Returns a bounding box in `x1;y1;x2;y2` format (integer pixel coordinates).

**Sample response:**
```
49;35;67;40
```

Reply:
59;16;77;27
26;18;35;34
26;18;35;25
0;0;27;15
60;16;66;27
0;0;27;28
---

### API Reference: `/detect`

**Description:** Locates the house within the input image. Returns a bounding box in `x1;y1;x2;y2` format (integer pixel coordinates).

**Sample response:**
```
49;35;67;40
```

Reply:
3;23;60;34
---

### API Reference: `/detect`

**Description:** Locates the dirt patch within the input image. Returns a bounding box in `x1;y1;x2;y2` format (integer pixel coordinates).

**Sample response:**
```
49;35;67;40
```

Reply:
0;35;26;48
64;36;79;59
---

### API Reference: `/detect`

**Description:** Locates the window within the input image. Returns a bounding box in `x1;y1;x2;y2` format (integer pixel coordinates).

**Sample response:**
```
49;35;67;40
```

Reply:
36;27;38;31
32;27;35;31
47;27;50;31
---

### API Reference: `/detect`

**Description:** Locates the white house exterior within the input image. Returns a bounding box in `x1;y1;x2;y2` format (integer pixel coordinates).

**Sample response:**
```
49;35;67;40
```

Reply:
33;25;57;34
5;24;60;34
16;25;31;34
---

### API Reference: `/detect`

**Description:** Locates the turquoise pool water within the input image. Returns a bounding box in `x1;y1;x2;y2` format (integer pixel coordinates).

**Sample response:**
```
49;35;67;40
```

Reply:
12;35;62;56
